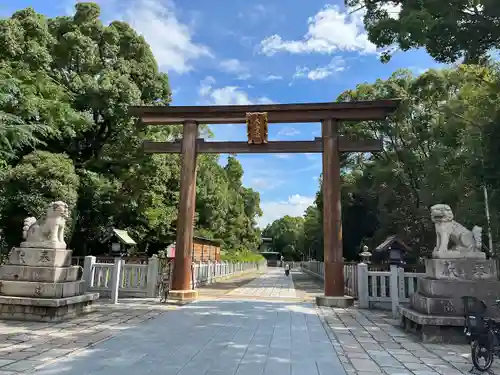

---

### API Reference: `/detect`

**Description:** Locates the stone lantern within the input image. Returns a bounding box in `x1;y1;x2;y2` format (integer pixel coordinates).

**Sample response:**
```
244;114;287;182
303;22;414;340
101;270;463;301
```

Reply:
359;245;372;264
388;246;404;266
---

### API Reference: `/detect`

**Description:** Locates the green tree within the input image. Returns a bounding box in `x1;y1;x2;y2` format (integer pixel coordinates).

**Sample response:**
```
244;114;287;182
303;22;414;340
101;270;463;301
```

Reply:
0;3;263;258
346;0;500;64
0;4;171;165
262;216;304;260
296;65;500;259
0;151;79;246
337;66;500;255
218;156;262;253
303;205;322;260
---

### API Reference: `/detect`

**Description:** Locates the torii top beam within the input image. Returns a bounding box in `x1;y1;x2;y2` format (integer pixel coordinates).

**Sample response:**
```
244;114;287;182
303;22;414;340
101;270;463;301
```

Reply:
129;100;400;125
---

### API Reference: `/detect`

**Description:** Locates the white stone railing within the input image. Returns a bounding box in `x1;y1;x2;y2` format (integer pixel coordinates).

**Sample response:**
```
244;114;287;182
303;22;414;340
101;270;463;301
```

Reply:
192;261;267;287
83;256;266;302
300;261;425;317
300;260;359;298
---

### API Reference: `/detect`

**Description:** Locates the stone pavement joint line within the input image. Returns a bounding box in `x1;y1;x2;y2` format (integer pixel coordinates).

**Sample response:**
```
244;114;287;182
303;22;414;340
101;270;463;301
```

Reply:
0;268;344;375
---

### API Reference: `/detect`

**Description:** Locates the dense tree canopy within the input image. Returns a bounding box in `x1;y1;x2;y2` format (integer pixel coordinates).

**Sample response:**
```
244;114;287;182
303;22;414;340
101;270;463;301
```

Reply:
3;2;500;266
0;3;262;258
266;64;500;261
262;216;304;260
346;0;500;64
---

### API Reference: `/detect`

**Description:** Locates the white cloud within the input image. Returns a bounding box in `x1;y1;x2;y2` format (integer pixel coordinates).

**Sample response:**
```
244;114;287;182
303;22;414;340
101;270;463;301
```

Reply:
118;0;212;73
263;74;283;81
220;59;245;73
304;153;321;162
259;3;400;56
258;194;315;228
210;87;273;105
293;57;346;82
278;126;300;137
250;178;284;190
238;4;271;22
408;66;430;76
220;59;251;80
198;76;274;105
198;76;216;97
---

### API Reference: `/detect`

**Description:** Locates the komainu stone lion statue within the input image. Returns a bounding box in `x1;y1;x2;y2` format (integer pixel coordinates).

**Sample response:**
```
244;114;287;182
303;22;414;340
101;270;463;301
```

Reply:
430;204;485;259
21;201;69;249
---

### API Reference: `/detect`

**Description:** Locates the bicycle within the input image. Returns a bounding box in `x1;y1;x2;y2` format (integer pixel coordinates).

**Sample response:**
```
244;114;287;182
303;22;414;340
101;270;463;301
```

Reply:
157;259;173;303
462;296;500;373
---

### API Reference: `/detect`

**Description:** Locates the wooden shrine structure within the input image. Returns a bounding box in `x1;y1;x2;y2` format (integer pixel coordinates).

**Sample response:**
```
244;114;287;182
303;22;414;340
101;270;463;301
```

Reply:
130;101;399;305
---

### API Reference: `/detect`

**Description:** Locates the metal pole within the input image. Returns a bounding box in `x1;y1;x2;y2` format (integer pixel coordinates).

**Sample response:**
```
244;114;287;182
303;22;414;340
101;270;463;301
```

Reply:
483;185;494;254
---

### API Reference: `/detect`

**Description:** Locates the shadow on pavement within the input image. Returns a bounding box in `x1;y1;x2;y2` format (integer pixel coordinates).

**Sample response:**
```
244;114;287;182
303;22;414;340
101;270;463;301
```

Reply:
291;271;324;301
28;299;345;375
195;271;264;297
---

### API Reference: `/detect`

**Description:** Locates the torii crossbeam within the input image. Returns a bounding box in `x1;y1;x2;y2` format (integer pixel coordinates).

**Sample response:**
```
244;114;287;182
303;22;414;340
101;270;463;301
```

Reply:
129;100;399;305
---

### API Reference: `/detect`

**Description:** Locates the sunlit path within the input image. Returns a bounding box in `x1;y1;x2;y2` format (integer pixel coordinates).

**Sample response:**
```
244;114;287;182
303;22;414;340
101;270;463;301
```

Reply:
226;267;297;299
28;269;345;375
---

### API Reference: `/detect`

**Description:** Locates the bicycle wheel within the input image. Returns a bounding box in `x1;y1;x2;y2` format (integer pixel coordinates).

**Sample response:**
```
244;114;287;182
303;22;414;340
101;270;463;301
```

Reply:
472;341;494;371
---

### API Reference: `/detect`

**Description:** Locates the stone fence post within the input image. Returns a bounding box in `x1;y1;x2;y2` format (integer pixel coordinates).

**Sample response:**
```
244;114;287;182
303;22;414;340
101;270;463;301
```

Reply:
110;258;123;304
390;264;400;318
146;256;160;298
82;256;96;292
357;263;369;309
207;261;213;284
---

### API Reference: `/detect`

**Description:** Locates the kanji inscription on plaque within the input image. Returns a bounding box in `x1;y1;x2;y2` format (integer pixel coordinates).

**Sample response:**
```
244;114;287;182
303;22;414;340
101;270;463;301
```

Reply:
246;112;268;144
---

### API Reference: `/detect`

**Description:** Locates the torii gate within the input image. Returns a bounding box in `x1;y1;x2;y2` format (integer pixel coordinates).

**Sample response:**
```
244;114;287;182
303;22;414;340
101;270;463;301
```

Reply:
130;101;399;306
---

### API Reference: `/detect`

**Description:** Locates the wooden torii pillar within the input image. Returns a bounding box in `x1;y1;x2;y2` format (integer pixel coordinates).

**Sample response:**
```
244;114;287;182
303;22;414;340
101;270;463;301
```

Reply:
130;101;399;304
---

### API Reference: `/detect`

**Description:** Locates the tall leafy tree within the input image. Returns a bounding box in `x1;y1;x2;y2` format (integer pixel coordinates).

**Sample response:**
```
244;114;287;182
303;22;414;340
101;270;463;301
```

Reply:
0;151;79;246
262;216;304;260
346;0;500;64
0;4;263;259
280;65;500;259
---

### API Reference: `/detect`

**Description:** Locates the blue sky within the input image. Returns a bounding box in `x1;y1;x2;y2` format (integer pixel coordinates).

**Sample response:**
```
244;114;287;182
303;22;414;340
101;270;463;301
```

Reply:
2;0;441;227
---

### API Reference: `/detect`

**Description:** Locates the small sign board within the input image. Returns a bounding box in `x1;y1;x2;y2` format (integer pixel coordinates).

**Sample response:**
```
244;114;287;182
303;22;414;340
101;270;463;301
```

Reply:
166;242;176;258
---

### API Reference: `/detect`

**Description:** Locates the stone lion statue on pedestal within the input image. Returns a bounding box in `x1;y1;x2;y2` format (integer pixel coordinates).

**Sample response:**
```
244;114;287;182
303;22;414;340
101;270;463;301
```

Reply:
430;204;485;259
21;201;69;249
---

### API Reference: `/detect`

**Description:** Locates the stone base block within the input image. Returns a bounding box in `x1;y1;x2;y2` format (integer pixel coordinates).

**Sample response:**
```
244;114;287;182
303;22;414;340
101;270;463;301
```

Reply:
7;248;72;267
168;290;198;304
425;258;496;280
399;305;466;344
419;277;500;298
0;280;84;298
431;250;486;260
20;240;67;249
0;265;80;282
315;295;354;308
0;293;99;322
411;293;457;316
415;278;500;318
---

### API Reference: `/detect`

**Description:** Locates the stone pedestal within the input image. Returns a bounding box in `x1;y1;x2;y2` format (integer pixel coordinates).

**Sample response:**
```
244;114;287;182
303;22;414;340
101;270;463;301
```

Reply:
399;258;500;343
316;295;354;308
168;289;198;304
0;247;99;322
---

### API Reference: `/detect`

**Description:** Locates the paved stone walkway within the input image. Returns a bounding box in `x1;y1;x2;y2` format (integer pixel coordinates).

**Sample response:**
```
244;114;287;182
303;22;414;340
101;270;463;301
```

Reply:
226;268;296;299
0;269;491;374
0;268;344;375
0;299;177;374
319;305;497;375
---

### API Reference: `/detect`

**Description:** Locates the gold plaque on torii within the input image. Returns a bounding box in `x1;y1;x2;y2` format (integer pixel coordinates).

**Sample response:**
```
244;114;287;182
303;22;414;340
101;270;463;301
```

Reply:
246;112;268;144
